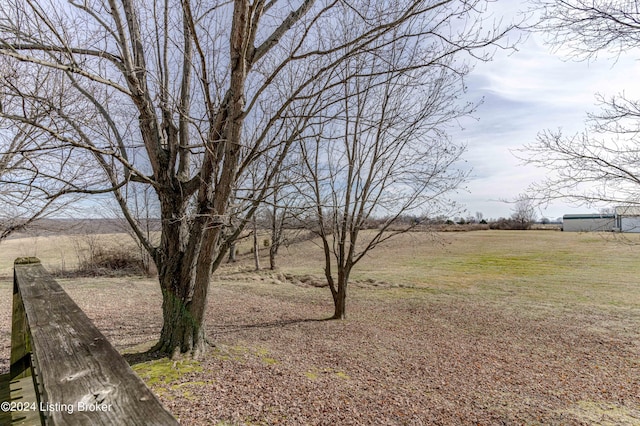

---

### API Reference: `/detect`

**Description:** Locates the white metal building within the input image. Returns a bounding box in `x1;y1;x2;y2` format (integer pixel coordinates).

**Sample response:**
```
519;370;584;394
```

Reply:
562;206;640;232
562;213;615;232
615;206;640;233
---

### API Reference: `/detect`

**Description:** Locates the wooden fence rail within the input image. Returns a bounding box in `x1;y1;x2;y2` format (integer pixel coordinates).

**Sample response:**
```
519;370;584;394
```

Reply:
3;257;179;425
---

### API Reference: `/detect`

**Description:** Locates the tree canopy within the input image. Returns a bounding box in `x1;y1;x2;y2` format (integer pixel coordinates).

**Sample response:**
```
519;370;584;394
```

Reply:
1;0;513;356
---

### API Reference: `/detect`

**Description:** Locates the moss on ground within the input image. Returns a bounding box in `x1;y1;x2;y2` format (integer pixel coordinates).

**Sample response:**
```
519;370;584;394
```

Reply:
132;358;202;386
562;401;640;426
303;367;350;381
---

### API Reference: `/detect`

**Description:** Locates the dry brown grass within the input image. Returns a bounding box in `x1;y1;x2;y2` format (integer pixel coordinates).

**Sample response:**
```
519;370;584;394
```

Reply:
1;230;639;424
0;233;143;277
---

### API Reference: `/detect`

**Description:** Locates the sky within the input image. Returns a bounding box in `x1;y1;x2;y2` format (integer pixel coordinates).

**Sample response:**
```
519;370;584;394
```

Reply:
450;1;640;221
8;1;640;223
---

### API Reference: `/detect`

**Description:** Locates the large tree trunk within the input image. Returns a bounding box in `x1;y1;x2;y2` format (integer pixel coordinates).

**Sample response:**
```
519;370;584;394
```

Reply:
152;246;212;359
331;269;350;320
150;200;221;358
155;285;208;358
332;283;347;320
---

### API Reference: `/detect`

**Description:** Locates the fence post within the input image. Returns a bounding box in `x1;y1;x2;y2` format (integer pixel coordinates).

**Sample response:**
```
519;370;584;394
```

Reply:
10;257;40;380
9;256;179;425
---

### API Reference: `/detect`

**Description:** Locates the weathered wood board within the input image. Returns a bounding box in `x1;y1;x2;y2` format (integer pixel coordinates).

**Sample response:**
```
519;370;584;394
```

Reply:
10;259;179;425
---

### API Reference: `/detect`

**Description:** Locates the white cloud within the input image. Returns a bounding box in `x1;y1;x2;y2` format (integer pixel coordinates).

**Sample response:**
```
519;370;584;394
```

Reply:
451;11;640;220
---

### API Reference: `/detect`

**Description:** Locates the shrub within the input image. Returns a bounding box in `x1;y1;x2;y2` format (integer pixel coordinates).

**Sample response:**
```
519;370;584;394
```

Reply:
489;218;532;230
55;239;150;277
85;248;145;273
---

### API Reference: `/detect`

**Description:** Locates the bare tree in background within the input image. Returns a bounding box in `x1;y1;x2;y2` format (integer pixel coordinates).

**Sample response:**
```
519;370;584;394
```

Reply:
108;183;159;275
522;1;640;209
533;0;640;60
0;60;77;241
0;0;510;357
0;125;59;240
265;162;309;270
296;19;492;319
510;194;537;230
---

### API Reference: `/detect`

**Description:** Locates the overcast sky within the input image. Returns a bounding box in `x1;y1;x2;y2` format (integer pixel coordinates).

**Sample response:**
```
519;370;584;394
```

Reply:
451;2;640;221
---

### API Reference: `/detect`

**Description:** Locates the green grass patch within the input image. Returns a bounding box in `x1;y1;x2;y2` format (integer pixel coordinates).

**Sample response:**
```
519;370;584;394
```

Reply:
304;371;319;380
261;356;278;365
334;371;350;380
132;358;202;387
562;401;640;426
303;367;350;381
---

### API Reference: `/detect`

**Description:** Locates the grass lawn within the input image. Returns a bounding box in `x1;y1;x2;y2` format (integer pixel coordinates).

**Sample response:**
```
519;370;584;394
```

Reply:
0;230;639;424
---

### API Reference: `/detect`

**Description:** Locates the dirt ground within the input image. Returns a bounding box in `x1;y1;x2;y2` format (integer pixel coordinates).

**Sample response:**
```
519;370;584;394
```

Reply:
1;231;639;425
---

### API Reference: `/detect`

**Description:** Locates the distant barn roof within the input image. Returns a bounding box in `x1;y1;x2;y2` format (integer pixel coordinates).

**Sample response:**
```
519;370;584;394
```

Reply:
563;213;614;220
615;206;640;216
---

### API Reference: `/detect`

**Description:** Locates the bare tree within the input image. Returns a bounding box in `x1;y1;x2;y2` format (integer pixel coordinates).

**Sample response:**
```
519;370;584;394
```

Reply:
107;183;160;275
533;0;640;61
0;125;60;240
510;194;537;229
295;17;496;318
264;161;309;270
0;60;77;241
0;0;510;357
267;188;287;270
522;1;640;209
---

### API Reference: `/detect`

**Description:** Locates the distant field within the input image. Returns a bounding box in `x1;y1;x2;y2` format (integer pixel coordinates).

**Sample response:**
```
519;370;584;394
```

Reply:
1;230;639;424
0;232;141;276
274;229;640;309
